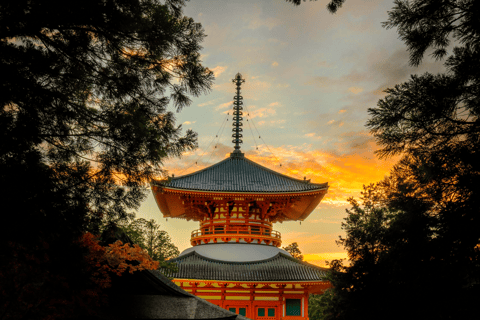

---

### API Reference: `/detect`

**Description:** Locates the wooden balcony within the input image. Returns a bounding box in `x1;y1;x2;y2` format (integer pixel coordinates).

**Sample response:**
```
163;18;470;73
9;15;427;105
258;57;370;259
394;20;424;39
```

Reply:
191;225;281;247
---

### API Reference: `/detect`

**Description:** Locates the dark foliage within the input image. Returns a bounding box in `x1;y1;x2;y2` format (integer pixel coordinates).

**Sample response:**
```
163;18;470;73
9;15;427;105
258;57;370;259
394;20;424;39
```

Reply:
119;218;179;274
282;242;304;261
318;1;480;319
285;0;345;14
0;0;212;318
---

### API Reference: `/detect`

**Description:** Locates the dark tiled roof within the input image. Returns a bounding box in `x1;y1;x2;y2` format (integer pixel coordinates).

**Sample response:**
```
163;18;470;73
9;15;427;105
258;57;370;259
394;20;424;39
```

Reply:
162;154;328;193
165;251;328;282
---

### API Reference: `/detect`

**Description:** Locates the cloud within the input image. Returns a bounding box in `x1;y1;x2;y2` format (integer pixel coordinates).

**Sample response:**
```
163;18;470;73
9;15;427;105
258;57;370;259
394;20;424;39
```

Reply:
338;109;347;113
247;107;276;119
271;61;279;67
211;66;227;78
348;87;364;94
215;101;233;110
182;121;196;125
268;102;280;107
198;99;217;107
305;132;322;140
243;138;398;207
245;5;281;30
305;70;369;89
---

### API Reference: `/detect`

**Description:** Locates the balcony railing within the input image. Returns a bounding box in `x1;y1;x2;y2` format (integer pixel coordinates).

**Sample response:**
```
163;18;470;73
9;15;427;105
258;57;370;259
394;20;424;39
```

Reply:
191;225;281;246
192;226;280;238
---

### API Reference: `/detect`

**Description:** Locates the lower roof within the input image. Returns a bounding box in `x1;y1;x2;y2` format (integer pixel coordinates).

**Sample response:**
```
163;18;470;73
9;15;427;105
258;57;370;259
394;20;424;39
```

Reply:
165;251;328;282
179;243;292;262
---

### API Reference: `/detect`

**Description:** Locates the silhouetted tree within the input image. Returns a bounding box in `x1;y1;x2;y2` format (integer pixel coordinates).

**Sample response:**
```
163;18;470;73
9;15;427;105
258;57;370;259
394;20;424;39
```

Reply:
321;1;480;319
120;218;179;273
0;0;212;318
283;242;304;261
285;0;345;13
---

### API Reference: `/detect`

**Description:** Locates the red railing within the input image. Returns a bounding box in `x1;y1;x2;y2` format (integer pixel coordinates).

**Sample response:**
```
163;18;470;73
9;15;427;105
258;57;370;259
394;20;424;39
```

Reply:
191;225;281;239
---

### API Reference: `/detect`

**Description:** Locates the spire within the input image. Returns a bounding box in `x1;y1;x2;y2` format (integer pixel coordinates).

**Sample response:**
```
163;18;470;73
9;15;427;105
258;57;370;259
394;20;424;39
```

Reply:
231;73;245;156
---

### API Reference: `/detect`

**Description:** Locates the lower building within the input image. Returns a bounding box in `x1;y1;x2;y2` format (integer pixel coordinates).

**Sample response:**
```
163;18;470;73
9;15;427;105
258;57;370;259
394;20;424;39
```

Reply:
164;243;331;320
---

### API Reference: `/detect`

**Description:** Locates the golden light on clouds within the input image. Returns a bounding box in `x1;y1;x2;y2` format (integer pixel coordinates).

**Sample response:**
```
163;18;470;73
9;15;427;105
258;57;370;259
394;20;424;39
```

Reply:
304;253;348;268
245;142;397;207
271;61;279;67
348;87;364;94
305;132;322;140
211;66;227;78
247;107;276;119
216;101;232;110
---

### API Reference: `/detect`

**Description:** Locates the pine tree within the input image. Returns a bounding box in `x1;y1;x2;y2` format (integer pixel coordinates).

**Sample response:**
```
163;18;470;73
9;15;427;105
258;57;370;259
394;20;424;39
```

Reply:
0;1;212;318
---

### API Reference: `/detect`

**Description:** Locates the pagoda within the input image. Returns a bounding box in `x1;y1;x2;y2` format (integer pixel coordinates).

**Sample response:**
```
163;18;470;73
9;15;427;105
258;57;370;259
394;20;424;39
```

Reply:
152;73;330;320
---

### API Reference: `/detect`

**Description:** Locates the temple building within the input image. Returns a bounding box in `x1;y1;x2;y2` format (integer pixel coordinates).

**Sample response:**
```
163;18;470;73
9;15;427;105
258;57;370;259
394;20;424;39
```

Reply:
152;73;330;320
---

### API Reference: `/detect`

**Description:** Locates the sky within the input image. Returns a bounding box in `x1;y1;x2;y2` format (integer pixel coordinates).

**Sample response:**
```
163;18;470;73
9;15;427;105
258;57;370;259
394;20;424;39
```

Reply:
136;0;446;267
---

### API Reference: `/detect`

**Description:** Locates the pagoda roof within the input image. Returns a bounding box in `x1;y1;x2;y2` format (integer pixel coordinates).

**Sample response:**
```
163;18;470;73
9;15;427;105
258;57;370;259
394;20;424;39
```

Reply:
164;250;328;282
159;153;328;194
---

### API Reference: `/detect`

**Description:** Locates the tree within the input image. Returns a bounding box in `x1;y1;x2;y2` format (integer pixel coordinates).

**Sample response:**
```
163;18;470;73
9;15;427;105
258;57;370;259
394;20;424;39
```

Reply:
282;242;304;261
1;0;213;226
318;1;480;319
308;289;336;320
0;0;212;318
80;232;160;290
120;218;179;273
285;0;346;13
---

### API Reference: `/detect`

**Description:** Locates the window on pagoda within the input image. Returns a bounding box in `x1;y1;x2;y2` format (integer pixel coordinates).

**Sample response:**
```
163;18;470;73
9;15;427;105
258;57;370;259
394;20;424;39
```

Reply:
229;307;246;316
257;307;276;318
286;299;301;316
268;308;275;317
258;308;265;317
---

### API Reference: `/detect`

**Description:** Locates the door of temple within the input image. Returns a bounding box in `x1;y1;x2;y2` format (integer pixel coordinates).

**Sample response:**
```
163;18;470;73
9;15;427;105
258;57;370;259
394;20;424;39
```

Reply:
255;306;277;320
226;305;248;317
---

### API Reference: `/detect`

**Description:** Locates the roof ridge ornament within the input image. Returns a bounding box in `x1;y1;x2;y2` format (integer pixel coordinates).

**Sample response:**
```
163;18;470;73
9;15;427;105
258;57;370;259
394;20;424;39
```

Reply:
231;73;245;158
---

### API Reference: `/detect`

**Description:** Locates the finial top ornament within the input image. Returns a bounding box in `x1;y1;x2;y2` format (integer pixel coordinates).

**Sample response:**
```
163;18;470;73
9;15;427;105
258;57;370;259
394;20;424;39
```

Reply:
231;73;245;156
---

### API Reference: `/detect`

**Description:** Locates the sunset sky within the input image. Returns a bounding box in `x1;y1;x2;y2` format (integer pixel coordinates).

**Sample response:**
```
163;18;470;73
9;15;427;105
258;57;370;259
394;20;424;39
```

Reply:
136;0;445;267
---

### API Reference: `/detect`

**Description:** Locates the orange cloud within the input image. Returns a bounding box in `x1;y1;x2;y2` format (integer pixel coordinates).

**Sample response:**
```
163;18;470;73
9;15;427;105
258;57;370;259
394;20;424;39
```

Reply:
216;101;233;110
305;132;322;140
247;107;276;119
348;86;364;94
211;66;227;78
245;141;397;207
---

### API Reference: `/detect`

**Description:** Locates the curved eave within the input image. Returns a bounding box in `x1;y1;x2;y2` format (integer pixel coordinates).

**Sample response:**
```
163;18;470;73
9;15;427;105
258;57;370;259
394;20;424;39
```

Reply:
151;184;328;222
165;251;330;283
156;184;328;196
